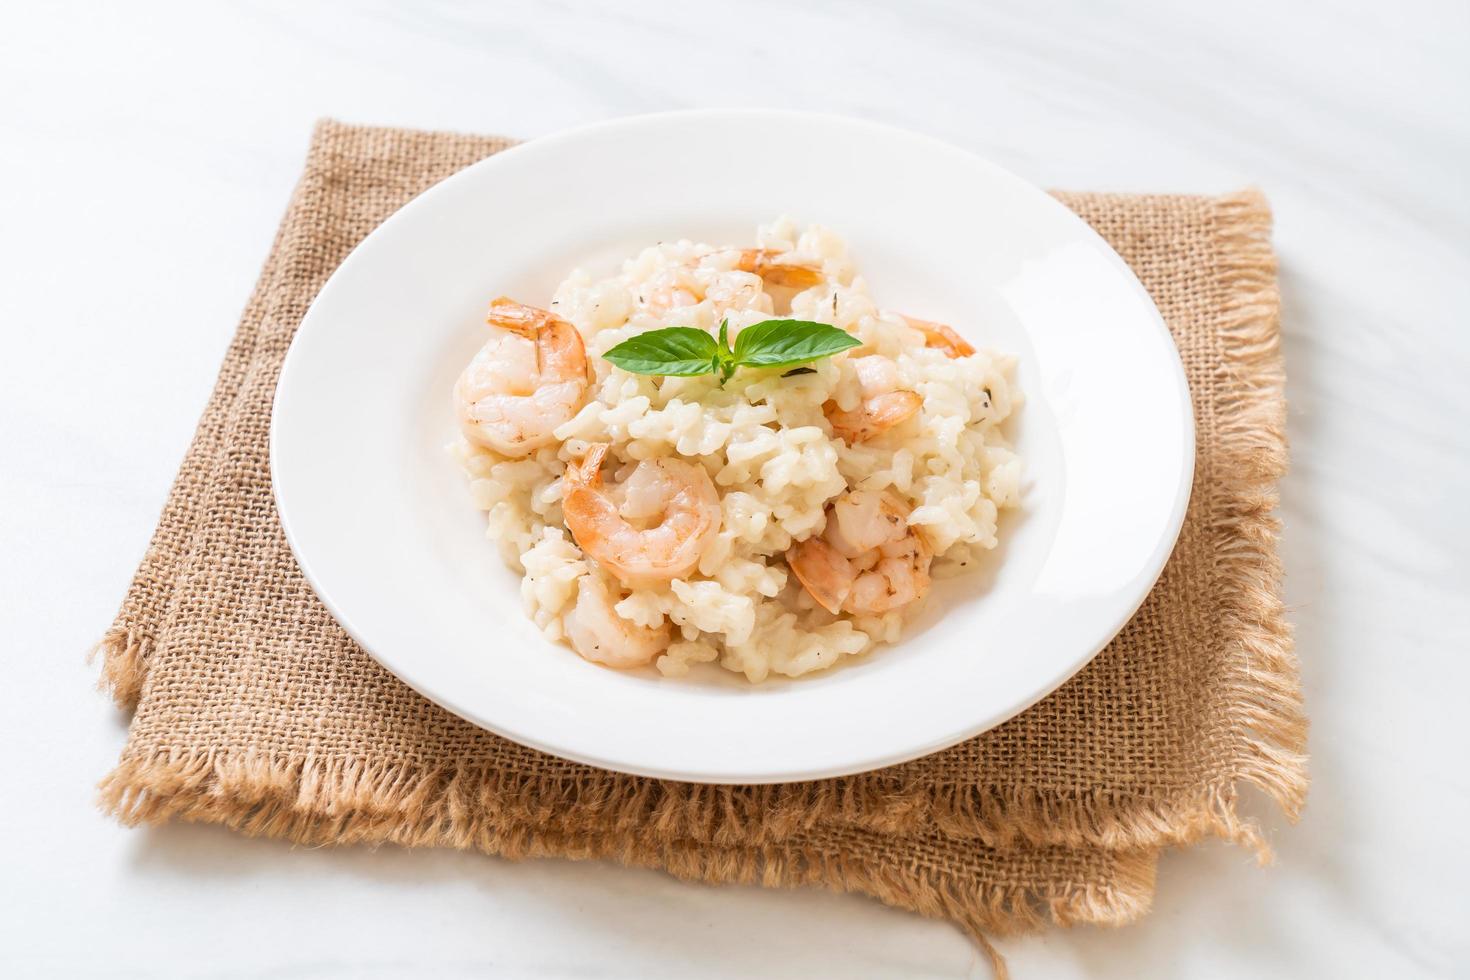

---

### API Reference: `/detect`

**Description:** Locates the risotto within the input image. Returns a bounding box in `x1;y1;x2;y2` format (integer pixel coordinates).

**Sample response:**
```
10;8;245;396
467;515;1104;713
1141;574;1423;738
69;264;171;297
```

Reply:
451;219;1022;682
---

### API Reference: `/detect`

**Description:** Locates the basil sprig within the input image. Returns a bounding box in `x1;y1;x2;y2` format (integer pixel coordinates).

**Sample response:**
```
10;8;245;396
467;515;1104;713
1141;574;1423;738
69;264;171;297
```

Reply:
603;318;861;383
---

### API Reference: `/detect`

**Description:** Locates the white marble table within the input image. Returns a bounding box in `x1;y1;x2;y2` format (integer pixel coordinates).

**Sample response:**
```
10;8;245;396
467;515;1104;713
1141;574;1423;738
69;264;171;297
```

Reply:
2;1;1466;976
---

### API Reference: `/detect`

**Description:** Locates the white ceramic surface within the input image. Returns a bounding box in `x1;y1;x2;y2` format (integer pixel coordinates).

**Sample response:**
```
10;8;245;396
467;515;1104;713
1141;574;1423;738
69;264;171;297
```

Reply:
269;110;1193;783
5;1;1467;976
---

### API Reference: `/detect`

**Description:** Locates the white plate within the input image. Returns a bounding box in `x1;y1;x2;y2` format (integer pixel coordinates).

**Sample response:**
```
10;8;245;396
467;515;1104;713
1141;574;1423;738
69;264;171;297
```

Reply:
271;110;1193;784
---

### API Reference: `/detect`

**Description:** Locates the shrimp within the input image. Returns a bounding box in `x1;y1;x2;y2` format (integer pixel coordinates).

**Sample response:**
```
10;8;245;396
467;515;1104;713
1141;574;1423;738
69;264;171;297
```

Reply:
824;355;922;443
562;444;721;585
733;249;825;288
787;490;932;615
563;573;671;668
454;297;589;456
900;314;976;358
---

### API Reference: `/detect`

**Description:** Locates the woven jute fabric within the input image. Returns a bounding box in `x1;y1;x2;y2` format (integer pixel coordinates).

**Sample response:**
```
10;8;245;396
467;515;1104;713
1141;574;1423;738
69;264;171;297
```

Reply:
97;121;1304;969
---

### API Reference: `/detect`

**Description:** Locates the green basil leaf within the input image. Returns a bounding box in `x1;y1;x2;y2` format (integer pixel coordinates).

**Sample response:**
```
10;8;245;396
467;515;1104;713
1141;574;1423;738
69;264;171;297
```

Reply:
731;318;862;368
602;327;719;376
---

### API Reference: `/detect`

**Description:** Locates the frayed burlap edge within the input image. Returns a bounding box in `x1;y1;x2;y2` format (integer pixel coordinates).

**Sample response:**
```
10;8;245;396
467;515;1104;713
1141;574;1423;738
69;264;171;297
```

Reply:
1175;188;1306;859
94;185;1304;860
98;747;1157;980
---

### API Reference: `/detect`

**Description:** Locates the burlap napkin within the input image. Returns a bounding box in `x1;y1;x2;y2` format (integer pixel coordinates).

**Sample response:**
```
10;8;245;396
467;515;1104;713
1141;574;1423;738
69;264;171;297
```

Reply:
97;121;1304;972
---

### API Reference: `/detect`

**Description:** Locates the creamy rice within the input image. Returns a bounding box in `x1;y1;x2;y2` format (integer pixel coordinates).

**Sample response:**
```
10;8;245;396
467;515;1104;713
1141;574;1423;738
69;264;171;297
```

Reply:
453;219;1021;682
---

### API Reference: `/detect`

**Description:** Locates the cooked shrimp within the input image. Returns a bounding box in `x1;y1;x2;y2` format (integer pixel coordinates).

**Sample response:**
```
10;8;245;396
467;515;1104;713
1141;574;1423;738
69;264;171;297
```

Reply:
454;297;589;456
733;249;825;288
824;355;922;443
563;573;671;668
788;490;932;615
562;444;721;585
901;314;976;358
638;266;704;313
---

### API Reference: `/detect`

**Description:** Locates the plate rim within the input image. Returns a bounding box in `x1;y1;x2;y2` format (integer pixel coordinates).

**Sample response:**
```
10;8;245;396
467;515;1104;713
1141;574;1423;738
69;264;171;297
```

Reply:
270;108;1196;783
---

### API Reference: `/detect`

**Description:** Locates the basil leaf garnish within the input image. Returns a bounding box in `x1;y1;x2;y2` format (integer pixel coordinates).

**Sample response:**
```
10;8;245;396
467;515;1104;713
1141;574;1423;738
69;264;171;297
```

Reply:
602;327;721;376
601;318;859;382
731;319;862;368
